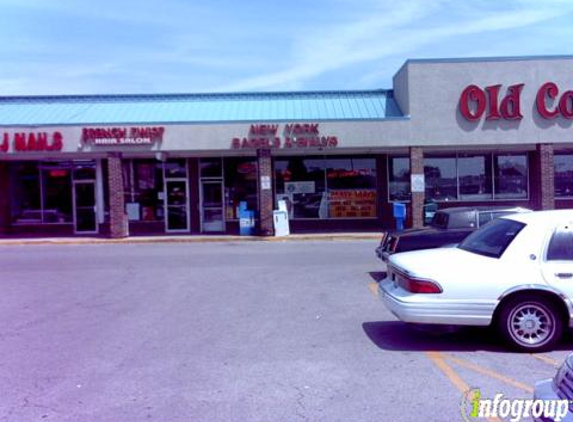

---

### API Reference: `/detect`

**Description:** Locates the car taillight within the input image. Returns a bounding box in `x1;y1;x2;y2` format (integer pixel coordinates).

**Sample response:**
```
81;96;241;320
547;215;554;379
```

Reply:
398;275;442;294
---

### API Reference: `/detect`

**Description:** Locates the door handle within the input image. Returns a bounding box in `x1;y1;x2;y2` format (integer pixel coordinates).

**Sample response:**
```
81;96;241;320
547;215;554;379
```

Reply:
555;273;573;279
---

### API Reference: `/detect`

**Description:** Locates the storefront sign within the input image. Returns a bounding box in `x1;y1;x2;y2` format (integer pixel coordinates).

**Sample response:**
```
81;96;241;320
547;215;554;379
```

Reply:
459;82;573;122
0;131;63;153
231;123;338;149
328;190;376;218
82;126;165;146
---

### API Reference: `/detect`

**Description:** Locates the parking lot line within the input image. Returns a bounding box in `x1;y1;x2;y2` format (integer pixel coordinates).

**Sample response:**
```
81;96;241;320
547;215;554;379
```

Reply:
529;354;560;367
445;355;534;394
425;351;502;422
368;282;379;298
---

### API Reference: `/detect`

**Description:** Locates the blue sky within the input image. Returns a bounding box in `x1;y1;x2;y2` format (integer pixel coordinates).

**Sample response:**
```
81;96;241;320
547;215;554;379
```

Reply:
1;0;573;95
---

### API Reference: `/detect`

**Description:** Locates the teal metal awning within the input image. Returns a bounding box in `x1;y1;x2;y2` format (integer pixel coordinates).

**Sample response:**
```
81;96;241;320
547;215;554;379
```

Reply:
0;90;403;126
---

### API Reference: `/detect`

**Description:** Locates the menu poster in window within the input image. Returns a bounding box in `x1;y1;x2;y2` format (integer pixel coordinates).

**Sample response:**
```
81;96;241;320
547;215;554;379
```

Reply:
285;181;315;194
328;190;376;218
126;202;140;221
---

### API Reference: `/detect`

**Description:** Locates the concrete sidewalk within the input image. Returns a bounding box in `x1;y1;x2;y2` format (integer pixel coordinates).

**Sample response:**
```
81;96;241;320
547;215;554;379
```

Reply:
0;232;383;246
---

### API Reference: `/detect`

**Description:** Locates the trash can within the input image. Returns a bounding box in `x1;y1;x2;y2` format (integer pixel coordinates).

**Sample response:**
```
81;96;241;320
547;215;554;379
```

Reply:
393;202;406;230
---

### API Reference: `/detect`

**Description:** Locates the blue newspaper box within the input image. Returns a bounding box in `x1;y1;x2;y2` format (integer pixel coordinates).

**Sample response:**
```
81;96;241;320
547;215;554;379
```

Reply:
393;202;407;230
238;201;255;236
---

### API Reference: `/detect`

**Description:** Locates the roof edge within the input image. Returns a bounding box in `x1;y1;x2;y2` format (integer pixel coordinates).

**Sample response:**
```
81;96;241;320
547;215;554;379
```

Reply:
0;89;393;102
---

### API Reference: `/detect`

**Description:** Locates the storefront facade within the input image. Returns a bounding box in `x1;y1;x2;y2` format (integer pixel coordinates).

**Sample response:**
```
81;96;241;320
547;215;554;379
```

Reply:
0;56;572;237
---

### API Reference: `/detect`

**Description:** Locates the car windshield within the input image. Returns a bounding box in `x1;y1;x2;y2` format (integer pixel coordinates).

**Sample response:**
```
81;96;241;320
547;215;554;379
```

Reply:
458;218;525;258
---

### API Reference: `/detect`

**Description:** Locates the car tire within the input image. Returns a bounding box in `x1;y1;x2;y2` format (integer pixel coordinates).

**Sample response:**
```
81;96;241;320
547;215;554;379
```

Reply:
497;295;563;352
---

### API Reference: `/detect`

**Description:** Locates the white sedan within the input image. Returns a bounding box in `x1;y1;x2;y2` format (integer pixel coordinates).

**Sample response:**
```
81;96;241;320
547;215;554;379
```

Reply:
379;209;573;352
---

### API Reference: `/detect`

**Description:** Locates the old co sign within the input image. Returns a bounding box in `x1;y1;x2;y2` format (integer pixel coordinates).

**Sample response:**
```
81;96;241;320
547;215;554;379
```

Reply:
459;82;573;121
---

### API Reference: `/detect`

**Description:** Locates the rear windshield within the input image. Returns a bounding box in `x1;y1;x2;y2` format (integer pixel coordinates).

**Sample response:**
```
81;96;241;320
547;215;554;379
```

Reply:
458;218;525;258
430;212;449;229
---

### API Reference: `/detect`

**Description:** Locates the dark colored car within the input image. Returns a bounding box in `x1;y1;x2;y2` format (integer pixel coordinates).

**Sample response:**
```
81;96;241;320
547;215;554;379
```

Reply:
375;206;531;262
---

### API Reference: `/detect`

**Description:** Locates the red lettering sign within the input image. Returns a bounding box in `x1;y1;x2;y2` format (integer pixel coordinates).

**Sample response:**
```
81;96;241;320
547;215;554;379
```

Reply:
82;126;165;146
232;123;336;149
460;84;523;121
1;131;63;153
536;82;573;119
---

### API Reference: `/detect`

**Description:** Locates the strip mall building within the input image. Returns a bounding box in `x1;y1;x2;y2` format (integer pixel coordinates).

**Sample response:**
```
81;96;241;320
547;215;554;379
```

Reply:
0;56;572;238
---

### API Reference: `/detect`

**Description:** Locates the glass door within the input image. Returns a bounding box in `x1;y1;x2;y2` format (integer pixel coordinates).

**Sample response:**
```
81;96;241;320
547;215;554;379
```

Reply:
165;180;189;232
73;181;97;233
201;180;225;232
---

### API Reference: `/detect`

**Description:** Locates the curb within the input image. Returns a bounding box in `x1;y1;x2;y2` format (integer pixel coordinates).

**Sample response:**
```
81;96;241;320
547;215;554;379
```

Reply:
0;233;382;246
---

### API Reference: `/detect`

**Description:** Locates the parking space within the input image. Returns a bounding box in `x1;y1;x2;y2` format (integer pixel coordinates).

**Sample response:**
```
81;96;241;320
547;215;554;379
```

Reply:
0;240;569;421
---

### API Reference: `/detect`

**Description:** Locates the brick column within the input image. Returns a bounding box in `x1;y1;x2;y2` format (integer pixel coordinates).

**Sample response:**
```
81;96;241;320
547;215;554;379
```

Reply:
409;147;425;228
107;153;128;238
536;143;555;210
0;162;11;235
257;149;274;236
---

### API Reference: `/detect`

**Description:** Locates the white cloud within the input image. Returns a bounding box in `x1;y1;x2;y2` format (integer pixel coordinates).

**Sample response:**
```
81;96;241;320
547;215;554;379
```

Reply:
221;1;573;92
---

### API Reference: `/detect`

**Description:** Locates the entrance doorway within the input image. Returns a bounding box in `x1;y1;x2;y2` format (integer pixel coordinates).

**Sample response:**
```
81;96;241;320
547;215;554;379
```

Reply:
164;179;189;232
73;180;97;233
200;180;225;232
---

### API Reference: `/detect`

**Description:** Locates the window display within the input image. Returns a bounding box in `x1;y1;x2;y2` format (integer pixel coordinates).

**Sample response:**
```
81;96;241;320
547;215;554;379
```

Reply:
555;153;573;198
123;159;165;222
424;156;458;201
275;156;377;219
9;161;82;224
224;158;258;220
458;153;492;200
494;154;528;199
388;157;410;201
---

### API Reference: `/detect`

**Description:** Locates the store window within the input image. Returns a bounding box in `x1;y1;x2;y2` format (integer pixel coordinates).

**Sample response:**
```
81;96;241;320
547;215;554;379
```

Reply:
494;154;528;199
124;159;165;222
325;158;376;218
388;156;410;202
424;156;458;201
555;153;573;198
10;162;73;224
275;156;377;219
458;153;493;200
224;158;258;220
423;152;529;202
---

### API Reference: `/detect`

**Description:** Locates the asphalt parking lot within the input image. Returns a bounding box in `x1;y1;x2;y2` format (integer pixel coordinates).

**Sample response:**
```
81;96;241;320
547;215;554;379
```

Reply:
0;240;571;422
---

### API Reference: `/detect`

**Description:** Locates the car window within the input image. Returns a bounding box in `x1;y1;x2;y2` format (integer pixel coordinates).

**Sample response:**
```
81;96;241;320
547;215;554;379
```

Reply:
430;212;449;229
458;218;525;258
547;225;573;261
491;211;512;219
478;212;493;227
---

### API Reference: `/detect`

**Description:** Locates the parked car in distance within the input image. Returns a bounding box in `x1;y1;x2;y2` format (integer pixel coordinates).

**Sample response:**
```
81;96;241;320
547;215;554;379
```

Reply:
376;206;531;262
379;210;573;352
533;353;573;422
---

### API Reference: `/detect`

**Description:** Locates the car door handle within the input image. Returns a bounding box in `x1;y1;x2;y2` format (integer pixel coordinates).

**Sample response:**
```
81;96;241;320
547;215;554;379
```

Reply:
556;273;573;279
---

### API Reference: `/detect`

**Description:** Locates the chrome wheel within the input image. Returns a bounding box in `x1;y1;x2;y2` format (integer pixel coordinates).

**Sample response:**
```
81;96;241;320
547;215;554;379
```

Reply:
507;302;554;347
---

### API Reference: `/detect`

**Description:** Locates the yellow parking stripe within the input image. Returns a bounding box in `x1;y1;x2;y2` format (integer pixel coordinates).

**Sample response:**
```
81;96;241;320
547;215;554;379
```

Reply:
446;355;534;394
425;351;502;422
368;282;379;298
530;354;560;367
